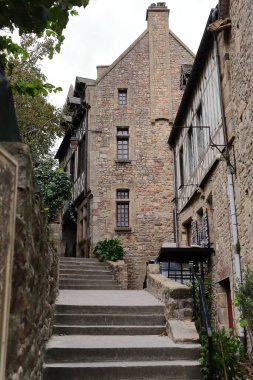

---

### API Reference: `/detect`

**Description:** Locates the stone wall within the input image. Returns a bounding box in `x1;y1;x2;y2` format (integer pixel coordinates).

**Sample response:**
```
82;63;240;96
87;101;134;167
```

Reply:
147;265;198;343
229;0;253;272
86;4;194;289
176;159;236;329
106;260;128;289
0;146;18;380
49;221;62;257
2;143;58;380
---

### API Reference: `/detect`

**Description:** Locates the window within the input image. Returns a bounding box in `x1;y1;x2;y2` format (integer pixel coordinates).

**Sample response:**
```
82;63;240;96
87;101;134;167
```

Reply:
179;145;184;188
196;104;205;161
77;137;85;177
118;89;127;105
187;127;194;176
117;127;129;160
116;190;129;227
70;153;75;181
180;64;192;90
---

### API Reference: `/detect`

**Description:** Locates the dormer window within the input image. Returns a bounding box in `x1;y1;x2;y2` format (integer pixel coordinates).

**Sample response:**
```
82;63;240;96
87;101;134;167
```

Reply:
180;64;192;90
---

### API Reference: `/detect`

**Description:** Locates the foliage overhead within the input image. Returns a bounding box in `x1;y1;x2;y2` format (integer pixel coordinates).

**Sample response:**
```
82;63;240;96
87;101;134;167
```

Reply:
9;35;64;162
34;157;72;222
94;239;125;262
0;0;89;96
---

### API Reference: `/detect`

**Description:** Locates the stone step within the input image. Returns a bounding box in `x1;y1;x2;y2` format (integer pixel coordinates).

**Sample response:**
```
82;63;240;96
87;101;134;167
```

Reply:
56;304;165;315
59;273;114;280
55;313;165;326
60;257;98;262
53;324;165;335
59;279;116;287
59;261;107;267
59;267;110;274
44;360;201;380
59;268;111;276
45;335;200;363
59;284;119;290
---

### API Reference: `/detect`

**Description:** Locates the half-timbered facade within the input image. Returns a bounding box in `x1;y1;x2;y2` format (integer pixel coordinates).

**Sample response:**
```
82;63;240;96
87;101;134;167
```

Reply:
168;9;239;331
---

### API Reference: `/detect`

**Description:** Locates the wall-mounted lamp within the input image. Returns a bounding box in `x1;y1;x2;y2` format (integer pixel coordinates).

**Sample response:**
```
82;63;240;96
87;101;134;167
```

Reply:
70;136;79;152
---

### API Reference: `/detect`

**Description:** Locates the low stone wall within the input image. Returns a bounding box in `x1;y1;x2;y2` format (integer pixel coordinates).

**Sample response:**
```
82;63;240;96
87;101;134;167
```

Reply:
49;221;62;257
146;264;198;343
106;260;128;289
2;143;58;380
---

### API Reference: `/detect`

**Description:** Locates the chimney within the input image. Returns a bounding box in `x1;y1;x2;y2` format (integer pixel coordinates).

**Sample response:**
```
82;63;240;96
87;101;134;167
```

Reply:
146;2;172;123
97;65;109;79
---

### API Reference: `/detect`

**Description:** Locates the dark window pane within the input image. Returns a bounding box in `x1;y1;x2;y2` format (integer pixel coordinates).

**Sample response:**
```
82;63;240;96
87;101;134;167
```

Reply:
117;137;129;160
118;89;127;105
117;190;129;199
116;202;129;227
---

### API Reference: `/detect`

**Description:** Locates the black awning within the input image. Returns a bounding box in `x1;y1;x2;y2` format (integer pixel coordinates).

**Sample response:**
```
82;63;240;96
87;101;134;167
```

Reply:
158;246;213;263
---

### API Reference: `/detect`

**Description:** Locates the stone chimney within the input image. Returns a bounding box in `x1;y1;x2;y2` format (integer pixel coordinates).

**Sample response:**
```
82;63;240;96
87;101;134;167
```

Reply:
97;65;109;79
146;2;173;123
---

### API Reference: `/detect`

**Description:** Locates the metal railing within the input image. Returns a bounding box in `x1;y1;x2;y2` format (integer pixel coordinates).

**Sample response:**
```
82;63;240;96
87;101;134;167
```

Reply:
160;260;208;285
191;267;212;366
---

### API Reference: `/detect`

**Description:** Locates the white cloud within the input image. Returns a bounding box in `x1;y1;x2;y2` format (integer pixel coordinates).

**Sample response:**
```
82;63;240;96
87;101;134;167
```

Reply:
41;0;218;108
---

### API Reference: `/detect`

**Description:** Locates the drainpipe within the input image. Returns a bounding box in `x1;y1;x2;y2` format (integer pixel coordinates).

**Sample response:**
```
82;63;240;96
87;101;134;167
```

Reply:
213;31;244;342
172;146;180;246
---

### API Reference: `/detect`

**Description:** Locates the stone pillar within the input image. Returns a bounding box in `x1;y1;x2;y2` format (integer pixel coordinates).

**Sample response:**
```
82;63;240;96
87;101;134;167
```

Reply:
147;2;173;122
0;146;18;380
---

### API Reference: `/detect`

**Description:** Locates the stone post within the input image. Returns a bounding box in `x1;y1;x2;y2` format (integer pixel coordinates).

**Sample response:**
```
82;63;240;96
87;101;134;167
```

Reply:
0;146;18;380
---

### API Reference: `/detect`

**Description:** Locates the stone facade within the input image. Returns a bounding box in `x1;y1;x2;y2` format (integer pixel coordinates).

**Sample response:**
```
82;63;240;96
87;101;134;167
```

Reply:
229;0;253;272
84;3;194;289
1;143;58;380
168;0;253;333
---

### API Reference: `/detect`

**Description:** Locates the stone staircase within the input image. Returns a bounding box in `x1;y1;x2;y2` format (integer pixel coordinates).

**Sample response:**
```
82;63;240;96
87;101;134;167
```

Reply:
59;257;120;290
43;257;201;379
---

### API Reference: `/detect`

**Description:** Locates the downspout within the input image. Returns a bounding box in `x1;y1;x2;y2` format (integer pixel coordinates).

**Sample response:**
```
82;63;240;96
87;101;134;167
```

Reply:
213;30;244;341
172;146;180;246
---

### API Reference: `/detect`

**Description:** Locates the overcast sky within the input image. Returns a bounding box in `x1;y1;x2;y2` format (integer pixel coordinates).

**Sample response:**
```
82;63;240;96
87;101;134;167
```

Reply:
41;0;218;108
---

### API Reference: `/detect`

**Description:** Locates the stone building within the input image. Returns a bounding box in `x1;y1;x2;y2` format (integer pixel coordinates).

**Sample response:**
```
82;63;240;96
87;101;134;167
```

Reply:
56;2;194;288
168;0;253;334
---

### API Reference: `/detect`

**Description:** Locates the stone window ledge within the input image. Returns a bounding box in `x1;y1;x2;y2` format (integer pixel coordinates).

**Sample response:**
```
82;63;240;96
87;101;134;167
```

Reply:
115;160;132;164
114;227;132;233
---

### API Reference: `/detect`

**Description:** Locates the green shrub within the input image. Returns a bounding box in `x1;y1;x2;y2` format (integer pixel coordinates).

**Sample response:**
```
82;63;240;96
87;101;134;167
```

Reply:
34;157;72;222
235;267;253;362
93;239;124;262
199;328;249;379
192;276;249;379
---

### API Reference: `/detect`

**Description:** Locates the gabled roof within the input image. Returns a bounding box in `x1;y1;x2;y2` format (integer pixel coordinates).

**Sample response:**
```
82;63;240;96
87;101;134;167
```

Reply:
95;29;149;85
95;28;195;85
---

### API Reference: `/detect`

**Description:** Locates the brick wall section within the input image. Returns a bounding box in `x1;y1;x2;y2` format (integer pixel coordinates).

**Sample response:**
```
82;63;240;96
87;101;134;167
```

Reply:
87;6;194;289
229;0;253;271
2;143;58;380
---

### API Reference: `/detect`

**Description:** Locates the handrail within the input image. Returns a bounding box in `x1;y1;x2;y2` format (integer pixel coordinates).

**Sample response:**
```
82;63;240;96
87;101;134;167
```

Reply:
191;267;212;366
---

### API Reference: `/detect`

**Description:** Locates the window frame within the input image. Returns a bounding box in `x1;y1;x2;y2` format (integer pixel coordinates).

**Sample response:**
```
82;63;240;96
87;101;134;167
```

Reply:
179;145;184;188
116;127;129;161
116;189;130;228
118;89;127;105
